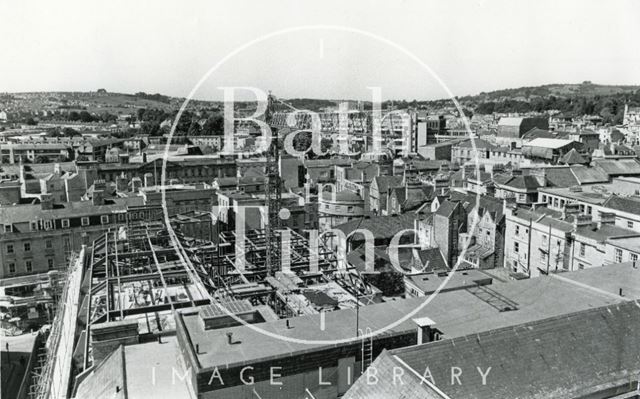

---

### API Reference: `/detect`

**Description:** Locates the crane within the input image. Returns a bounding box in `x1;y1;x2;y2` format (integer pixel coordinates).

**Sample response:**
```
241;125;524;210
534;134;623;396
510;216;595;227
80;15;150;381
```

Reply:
264;92;282;277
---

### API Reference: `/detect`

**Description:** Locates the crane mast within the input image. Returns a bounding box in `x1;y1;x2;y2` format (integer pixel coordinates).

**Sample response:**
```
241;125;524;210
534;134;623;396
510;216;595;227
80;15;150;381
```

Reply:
264;92;281;276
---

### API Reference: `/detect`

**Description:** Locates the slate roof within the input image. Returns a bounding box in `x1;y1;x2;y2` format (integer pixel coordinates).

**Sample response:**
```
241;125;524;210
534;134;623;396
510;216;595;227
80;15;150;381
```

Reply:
434;200;459;217
0;197;143;224
373;175;403;193
385;302;640;399
449;191;505;222
543;167;579;187
497;175;541;191
522;127;557;140
593;159;640;177
335;213;417;239
603;195;640;216
560;148;588;164
321;189;363;202
396;247;448;273
569;165;609;184
454;138;498;150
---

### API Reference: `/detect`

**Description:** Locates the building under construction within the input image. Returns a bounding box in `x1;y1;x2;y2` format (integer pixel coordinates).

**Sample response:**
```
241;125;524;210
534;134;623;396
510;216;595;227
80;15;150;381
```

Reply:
26;203;377;398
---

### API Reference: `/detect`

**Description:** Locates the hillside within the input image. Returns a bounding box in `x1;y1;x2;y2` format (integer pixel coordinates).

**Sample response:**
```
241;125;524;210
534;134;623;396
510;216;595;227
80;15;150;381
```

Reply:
0;91;218;116
462;82;640;102
446;82;640;122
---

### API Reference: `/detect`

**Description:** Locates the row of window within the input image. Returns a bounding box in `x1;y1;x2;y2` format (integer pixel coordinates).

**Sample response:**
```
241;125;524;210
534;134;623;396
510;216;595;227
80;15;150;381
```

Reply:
615;248;639;264
4;214;125;234
5;239;54;254
6;258;55;274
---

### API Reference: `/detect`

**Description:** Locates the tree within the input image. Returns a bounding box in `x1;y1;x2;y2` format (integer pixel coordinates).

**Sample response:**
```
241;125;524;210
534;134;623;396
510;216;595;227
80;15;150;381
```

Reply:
188;120;202;136
201;114;224;135
63;127;80;137
25;117;38;125
35;155;50;164
140;122;161;136
79;111;94;123
364;271;405;297
292;131;313;152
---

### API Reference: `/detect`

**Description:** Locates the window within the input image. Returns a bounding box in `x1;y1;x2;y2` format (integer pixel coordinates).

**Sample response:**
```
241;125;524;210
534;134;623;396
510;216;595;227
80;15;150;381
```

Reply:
26;261;32;273
48;258;54;270
579;243;586;257
4;224;12;233
615;248;623;263
45;239;53;249
514;242;520;253
628;221;634;229
62;219;70;228
44;220;52;230
578;263;585;270
631;253;638;264
6;244;14;254
30;221;38;231
8;263;15;274
540;252;547;264
81;217;90;226
24;242;31;252
100;215;109;225
515;226;520;236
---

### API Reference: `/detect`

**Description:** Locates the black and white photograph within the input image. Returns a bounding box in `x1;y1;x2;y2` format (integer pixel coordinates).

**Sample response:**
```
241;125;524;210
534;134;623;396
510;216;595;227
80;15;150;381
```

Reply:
1;1;640;398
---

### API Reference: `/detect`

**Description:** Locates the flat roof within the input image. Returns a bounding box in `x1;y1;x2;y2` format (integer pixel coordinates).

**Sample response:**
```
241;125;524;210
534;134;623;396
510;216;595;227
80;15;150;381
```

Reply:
607;236;640;253
557;262;640;298
178;270;633;370
405;269;491;294
524;138;575;149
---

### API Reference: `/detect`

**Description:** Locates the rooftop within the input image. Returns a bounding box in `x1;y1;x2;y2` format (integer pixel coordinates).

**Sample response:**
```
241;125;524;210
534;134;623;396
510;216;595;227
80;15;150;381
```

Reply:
385;301;640;399
335;213;416;239
523;137;575;149
176;267;636;370
607;236;640;253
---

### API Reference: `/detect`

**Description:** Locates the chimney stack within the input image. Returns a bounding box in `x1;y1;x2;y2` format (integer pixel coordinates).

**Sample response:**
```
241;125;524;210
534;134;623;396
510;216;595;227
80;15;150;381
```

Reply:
413;317;437;345
92;189;104;206
131;177;142;192
40;193;53;210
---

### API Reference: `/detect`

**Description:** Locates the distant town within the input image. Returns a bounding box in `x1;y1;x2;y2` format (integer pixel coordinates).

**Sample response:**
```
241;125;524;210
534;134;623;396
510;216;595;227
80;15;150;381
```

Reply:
2;81;640;399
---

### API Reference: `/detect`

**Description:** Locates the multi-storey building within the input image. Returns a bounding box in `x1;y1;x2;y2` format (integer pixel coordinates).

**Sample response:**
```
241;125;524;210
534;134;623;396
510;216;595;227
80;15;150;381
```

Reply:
503;203;640;277
538;187;640;233
0;194;143;278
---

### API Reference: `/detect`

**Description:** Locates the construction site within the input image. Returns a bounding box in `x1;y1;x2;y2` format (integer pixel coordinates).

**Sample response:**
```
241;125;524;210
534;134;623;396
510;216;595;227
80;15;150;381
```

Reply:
24;94;381;399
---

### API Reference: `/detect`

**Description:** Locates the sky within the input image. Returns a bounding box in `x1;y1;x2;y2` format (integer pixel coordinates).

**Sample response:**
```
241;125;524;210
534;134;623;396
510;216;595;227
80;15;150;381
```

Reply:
0;0;639;101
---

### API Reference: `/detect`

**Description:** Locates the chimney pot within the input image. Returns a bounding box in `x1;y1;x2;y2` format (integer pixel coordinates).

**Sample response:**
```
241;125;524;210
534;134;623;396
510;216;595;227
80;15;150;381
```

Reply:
227;332;233;344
